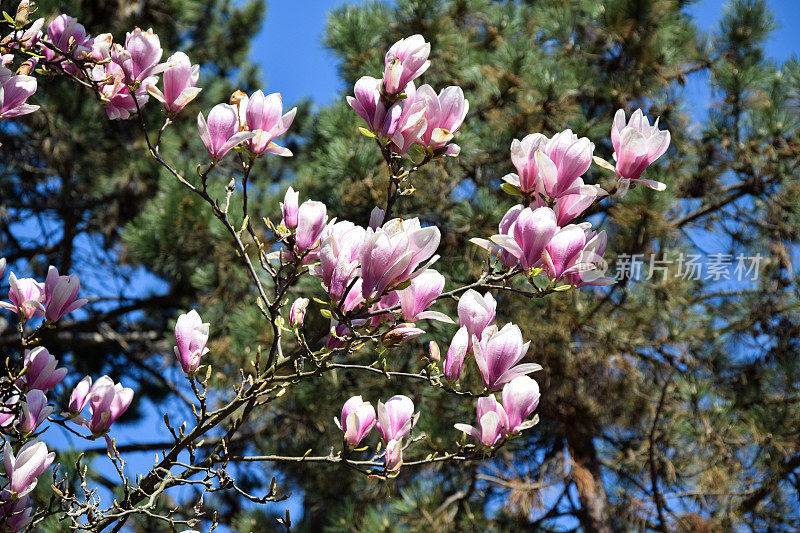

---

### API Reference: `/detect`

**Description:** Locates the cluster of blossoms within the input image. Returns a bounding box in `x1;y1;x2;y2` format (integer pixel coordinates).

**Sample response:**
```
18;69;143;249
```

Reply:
348;34;468;157
0;1;675;524
0;260;132;530
335;395;418;472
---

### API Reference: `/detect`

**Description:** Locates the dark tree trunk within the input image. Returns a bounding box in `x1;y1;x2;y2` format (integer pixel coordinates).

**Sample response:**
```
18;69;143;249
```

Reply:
568;436;613;533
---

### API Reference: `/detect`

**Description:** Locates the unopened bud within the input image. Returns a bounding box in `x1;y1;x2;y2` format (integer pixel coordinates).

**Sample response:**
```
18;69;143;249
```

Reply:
381;323;425;348
289;298;309;328
15;1;30;27
229;90;247;106
427;341;440;362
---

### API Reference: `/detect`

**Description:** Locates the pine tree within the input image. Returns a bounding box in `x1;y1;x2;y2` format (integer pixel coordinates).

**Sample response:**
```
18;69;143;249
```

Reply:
261;0;800;529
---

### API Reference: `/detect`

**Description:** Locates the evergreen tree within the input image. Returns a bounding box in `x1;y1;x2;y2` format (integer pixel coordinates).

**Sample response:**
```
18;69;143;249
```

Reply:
264;0;800;530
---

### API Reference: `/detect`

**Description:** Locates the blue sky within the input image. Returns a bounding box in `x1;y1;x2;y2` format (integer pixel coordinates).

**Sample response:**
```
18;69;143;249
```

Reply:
253;0;800;110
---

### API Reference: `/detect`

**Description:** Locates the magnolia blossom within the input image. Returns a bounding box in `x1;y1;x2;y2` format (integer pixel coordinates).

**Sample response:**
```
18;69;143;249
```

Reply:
457;290;496;345
542;224;611;286
473;323;541;390
111;27;163;84
44;265;87;322
3;440;54;495
417;85;468;156
43;14;91;62
0;272;45;321
376;395;417;442
91;47;154;121
444;325;469;381
359;217;440;300
68;376;93;416
595;108;670;194
0;67;39;120
389;82;427;155
454;395;509;447
312;220;366;300
197;103;255;160
174;309;210;375
19;390;52;435
383;34;431;96
294;200;328;253
347;76;401;136
22;347;67;392
553;177;604;225
397;269;450;322
148;51;201;115
491;206;559;271
336;396;376;447
281;187;300;230
289;298;309;328
240;90;297;156
502;376;540;432
0;394;18;428
503;130;594;198
81;376;134;435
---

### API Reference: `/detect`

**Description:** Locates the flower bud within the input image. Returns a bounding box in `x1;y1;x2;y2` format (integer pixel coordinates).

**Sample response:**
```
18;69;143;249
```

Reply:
289;298;309;328
280;187;300;230
376;395;417;442
428;341;440;363
336;396;376;447
174;309;210;375
384;439;403;471
381;323;425;348
15;2;29;27
294;200;327;253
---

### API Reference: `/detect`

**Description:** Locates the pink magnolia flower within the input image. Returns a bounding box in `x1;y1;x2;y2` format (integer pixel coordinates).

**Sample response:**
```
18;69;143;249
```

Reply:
490;206;558;271
347;76;402;136
360;218;440;300
513;130;595;198
398;269;450;322
0;490;32;532
543;224;611;285
43;14;91;62
243;90;297;156
197;103;255;160
417;84;468;156
44;266;87;322
174;309;210;375
444;325;469;381
148;51;201;115
0;272;45;321
389;82;427;155
311;220;365;301
294;200;328;253
384;438;403;471
553;177;605;225
457;290;496;345
381;323;426;347
289;298;309;328
383;34;431;96
4;16;43;52
68;376;92;416
473;323;541;390
376;395;417;442
596;108;670;194
22;347;67;392
111;27;164;84
281;187;300;230
19;390;51;435
454;395;509;447
3;440;54;495
85;376;134;435
91;54;154;120
470;205;524;268
502;375;540;433
0;67;39;120
336;395;376;447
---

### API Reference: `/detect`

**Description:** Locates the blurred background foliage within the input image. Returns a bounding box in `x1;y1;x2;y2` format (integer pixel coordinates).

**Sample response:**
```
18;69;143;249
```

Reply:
2;0;800;530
